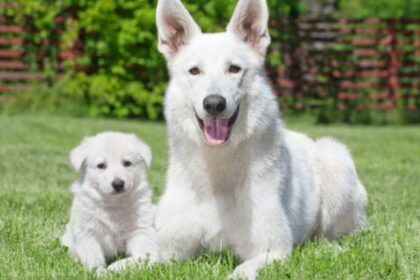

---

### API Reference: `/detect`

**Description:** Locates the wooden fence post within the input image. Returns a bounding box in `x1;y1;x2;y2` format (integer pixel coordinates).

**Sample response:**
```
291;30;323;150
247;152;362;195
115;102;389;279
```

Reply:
387;19;399;110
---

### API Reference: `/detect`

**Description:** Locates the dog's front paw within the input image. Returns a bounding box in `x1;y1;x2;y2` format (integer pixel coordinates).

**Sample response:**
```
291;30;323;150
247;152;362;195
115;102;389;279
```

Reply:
228;261;260;280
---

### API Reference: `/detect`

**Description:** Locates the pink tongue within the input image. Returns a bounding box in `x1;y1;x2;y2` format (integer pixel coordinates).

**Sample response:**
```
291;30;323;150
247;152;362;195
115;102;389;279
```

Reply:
203;118;229;145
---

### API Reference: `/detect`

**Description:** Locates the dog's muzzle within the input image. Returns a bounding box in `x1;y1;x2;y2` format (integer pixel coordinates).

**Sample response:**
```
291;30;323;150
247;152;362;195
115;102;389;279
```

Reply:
195;105;239;145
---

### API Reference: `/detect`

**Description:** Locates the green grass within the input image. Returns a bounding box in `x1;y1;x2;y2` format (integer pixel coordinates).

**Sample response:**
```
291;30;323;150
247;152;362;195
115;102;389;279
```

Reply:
0;115;419;279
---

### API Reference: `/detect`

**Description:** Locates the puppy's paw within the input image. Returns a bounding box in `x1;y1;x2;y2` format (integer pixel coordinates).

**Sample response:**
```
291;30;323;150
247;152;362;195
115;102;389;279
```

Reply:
228;261;260;280
106;258;140;271
94;266;107;278
106;257;148;272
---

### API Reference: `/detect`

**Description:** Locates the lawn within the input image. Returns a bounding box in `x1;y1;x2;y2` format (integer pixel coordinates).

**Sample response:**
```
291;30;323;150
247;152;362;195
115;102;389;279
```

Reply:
0;115;419;279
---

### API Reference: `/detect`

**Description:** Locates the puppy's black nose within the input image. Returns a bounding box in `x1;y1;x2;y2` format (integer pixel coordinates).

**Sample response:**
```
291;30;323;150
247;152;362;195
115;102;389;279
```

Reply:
203;94;226;116
112;178;125;192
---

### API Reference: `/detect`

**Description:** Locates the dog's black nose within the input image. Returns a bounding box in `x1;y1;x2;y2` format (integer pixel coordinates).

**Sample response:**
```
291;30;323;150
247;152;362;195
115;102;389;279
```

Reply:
112;178;125;192
203;95;226;116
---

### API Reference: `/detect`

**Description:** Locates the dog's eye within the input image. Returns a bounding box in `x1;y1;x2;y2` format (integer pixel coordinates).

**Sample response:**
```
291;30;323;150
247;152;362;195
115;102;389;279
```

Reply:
97;163;106;169
188;66;201;75
228;65;241;74
123;160;132;167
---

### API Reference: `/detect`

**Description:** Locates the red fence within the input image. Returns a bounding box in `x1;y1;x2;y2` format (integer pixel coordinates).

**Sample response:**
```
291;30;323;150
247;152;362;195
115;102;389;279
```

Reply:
1;15;419;112
0;14;77;96
268;18;420;111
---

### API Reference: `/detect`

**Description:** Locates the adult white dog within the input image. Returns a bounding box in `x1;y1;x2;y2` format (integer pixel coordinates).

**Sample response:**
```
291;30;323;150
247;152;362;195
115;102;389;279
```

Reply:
61;132;158;273
155;0;368;279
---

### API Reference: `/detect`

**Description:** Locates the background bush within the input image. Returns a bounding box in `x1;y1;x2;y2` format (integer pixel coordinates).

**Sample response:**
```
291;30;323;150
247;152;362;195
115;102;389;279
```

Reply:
337;0;420;18
1;0;297;119
1;0;419;122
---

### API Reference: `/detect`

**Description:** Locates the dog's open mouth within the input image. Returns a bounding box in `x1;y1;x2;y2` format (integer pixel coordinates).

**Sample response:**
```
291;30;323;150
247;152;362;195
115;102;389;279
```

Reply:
196;106;239;145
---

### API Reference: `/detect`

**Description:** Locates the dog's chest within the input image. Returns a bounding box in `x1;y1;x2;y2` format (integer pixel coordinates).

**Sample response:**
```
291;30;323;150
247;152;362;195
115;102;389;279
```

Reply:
95;208;139;252
102;207;138;233
200;189;253;251
191;153;249;192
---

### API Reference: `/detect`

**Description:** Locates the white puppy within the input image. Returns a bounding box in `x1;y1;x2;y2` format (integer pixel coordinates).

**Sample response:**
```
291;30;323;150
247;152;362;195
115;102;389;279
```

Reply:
155;0;368;279
61;132;158;273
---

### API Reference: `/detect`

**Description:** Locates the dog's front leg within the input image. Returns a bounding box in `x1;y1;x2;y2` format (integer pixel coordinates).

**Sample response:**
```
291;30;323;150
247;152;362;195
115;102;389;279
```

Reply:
157;219;203;262
156;190;204;262
73;235;105;271
229;184;294;280
127;229;159;262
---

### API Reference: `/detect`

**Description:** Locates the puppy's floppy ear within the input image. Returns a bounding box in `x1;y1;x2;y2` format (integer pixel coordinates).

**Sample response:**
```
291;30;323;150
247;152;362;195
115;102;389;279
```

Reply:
130;134;152;168
70;137;92;172
227;0;271;56
156;0;201;60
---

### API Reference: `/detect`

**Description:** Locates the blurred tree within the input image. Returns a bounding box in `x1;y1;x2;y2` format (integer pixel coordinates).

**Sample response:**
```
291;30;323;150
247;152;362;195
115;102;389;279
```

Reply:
0;0;302;119
336;0;420;18
300;0;338;17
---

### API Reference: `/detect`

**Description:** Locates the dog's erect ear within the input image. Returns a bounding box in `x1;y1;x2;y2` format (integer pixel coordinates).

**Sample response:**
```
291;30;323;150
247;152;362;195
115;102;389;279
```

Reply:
227;0;271;56
70;137;92;172
156;0;201;60
130;134;152;168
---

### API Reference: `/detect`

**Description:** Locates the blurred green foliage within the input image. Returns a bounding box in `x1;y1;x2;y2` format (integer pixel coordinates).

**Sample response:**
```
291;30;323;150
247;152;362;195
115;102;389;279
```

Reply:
337;0;420;18
1;0;298;119
1;0;418;122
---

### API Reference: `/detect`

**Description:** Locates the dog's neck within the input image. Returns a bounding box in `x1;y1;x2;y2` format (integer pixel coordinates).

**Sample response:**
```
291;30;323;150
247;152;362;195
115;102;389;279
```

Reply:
168;116;284;196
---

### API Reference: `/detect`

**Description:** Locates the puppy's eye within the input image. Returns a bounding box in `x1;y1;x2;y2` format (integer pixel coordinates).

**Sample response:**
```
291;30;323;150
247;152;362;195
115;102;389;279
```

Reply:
97;163;106;169
228;65;241;74
188;66;201;75
122;160;132;167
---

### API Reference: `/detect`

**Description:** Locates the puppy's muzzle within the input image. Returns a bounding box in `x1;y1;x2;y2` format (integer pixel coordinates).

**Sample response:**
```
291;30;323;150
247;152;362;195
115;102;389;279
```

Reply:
111;178;125;193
